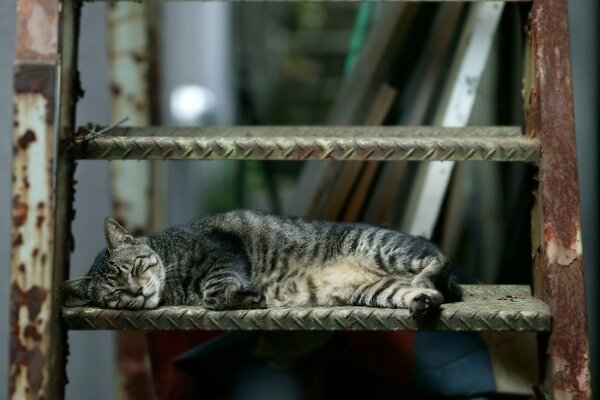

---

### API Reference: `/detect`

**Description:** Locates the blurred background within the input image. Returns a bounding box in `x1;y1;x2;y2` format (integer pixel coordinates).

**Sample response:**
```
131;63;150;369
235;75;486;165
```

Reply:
0;1;597;398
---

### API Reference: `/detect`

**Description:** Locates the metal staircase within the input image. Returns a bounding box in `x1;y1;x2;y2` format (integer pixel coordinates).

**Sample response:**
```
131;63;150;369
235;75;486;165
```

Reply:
10;0;589;399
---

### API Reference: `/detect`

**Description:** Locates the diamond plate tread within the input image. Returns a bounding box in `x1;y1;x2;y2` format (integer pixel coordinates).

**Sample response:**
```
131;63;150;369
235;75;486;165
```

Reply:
62;285;551;332
84;0;530;3
73;126;539;162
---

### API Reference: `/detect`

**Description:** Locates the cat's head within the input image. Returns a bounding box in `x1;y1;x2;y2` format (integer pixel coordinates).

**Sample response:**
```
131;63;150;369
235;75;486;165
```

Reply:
63;218;164;309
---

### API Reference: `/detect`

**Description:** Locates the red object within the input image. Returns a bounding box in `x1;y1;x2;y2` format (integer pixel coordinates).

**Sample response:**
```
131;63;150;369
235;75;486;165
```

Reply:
147;331;223;400
342;332;416;392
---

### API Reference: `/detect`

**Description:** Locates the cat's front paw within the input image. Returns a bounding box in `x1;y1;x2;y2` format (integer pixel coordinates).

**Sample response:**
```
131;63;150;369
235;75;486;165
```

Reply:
409;293;441;320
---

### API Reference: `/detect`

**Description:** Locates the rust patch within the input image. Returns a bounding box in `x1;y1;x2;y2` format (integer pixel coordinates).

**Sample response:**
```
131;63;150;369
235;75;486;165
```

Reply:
9;283;50;398
12;234;24;247
110;83;122;96
13;195;28;227
135;101;147;113
27;286;47;319
36;215;45;229
24;325;42;342
16;0;59;63
528;0;580;250
536;254;591;399
14;64;56;123
131;51;145;64
17;129;38;150
27;347;46;399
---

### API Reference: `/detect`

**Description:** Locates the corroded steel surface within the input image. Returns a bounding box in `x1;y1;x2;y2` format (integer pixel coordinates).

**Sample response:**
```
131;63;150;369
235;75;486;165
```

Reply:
11;0;79;399
72;126;539;162
11;63;56;400
62;285;551;332
11;1;60;398
16;0;58;62
526;0;590;398
80;125;523;138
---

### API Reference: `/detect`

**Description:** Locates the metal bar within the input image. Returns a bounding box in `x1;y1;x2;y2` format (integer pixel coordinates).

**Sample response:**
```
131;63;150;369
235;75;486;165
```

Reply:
527;0;591;398
62;285;551;332
10;0;80;399
108;3;158;400
72;126;539;162
74;135;539;162
52;0;80;398
78;125;524;138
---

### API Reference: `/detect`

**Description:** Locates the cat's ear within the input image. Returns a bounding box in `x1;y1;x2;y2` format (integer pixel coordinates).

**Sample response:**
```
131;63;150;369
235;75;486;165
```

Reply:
62;277;93;307
104;218;134;252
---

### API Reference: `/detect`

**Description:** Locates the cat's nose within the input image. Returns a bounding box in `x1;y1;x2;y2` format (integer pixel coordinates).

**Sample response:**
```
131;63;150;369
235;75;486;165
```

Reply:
129;285;143;296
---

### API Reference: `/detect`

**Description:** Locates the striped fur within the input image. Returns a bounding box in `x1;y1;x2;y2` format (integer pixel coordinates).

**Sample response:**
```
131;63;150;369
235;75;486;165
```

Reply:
63;210;462;319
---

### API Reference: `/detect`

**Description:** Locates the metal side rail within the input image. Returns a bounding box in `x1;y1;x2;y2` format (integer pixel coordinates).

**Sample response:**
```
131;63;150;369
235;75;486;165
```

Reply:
62;285;551;331
72;126;539;162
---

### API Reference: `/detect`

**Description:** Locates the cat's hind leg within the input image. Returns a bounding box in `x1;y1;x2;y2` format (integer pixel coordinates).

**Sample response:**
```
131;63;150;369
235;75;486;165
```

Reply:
411;254;462;303
350;277;443;319
402;254;464;318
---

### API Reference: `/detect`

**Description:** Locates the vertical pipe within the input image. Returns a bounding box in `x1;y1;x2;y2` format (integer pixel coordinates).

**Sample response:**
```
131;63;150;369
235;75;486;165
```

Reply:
10;0;79;398
526;0;591;397
53;1;80;397
107;3;159;399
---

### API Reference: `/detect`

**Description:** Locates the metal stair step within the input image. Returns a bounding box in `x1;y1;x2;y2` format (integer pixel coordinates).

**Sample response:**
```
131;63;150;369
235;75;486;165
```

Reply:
73;126;539;162
84;0;531;3
62;285;551;331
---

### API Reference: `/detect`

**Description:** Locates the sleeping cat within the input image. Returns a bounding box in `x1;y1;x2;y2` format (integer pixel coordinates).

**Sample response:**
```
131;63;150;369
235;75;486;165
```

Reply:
63;210;462;319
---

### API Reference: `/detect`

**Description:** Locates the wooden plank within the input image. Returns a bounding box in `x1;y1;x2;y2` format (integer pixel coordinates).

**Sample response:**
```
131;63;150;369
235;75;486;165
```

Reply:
286;4;418;218
400;3;505;238
363;3;465;225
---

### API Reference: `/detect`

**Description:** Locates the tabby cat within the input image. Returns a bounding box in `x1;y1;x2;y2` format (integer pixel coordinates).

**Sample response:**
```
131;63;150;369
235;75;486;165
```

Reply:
64;210;462;319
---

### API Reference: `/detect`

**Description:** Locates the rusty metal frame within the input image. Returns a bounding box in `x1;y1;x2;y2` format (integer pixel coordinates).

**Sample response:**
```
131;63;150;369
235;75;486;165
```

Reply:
72;126;539;162
63;285;551;332
10;0;590;397
526;0;591;398
10;0;80;399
